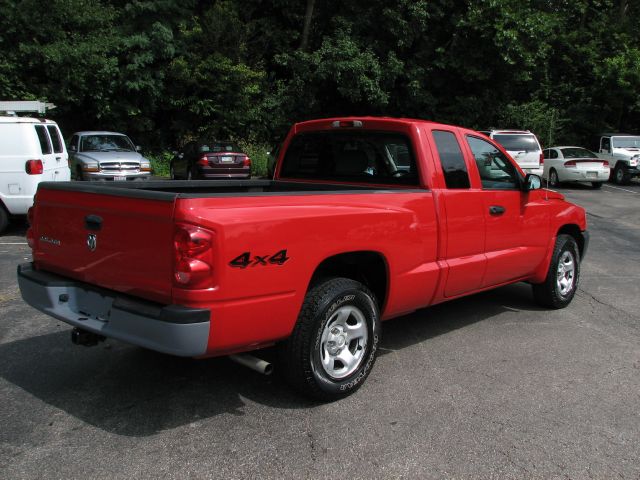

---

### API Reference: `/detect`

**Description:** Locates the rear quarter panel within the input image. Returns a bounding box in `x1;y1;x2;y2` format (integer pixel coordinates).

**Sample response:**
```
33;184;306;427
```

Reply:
174;191;439;354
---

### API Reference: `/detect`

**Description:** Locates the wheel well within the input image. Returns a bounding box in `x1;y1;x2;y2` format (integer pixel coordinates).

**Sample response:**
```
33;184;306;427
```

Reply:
310;252;388;309
558;224;584;258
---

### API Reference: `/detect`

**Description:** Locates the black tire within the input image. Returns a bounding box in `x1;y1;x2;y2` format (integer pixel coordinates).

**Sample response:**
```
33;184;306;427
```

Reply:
75;166;84;181
549;169;560;188
280;277;381;401
591;182;603;189
613;164;630;185
532;234;580;309
0;204;9;234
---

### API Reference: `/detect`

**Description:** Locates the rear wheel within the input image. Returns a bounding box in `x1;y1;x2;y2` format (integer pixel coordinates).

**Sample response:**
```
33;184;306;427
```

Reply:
613;165;630;185
549;169;560;188
0;204;8;234
532;234;580;309
280;277;381;401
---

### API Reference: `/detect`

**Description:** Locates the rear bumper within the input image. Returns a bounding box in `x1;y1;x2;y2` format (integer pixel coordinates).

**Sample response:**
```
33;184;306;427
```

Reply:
522;167;544;177
17;263;210;357
563;169;610;182
196;166;251;179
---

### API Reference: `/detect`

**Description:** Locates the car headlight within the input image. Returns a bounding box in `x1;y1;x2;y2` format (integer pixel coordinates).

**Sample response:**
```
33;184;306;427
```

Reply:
82;163;100;172
140;159;152;172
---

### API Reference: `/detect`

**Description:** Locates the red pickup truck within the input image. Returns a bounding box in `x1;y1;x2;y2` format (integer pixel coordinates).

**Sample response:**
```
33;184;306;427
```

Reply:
18;117;588;400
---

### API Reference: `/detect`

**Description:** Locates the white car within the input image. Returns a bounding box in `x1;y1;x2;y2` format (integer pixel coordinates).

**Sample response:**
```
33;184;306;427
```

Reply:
0;116;71;232
542;146;610;189
479;129;544;177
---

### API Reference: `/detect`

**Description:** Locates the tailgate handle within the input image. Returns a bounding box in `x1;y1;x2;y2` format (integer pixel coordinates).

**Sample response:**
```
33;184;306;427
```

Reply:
85;215;103;231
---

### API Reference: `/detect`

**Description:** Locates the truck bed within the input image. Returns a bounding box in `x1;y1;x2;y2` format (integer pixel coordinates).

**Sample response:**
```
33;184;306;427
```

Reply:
39;179;420;201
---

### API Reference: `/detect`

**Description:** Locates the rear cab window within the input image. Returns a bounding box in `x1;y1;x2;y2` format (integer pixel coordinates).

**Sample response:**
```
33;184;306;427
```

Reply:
279;131;420;186
492;134;540;152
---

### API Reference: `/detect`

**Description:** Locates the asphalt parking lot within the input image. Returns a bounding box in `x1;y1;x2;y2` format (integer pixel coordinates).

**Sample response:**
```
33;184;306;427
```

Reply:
1;181;639;479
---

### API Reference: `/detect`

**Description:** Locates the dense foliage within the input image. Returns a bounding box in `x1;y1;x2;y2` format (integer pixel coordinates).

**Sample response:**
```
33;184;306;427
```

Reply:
1;0;639;155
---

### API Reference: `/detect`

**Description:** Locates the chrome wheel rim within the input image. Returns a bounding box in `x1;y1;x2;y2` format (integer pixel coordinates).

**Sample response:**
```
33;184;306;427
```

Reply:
550;171;558;186
616;168;624;183
319;305;368;379
556;250;575;296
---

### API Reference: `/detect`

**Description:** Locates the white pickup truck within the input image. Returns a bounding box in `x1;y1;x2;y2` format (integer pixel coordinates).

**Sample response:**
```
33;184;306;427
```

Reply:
598;133;640;184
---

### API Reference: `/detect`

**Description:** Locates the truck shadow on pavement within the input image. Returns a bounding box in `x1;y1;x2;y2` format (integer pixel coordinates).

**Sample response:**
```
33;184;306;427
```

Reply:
0;283;544;437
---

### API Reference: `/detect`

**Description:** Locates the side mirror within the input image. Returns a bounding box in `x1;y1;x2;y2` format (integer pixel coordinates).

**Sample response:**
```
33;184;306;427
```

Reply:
523;173;542;192
69;145;77;152
136;145;142;152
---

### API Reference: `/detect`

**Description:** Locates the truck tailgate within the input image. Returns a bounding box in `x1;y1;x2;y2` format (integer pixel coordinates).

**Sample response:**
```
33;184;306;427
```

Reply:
32;186;176;304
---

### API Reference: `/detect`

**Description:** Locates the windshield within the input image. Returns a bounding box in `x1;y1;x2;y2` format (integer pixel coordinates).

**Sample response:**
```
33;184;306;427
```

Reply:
560;147;598;159
201;142;242;153
80;134;135;152
612;136;640;148
492;134;540;152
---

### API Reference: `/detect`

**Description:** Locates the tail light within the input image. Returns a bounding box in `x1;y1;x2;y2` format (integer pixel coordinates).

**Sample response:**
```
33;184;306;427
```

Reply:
539;152;544;165
242;156;251;167
602;161;609;167
198;155;210;167
26;227;35;248
173;223;214;288
26;207;36;248
25;159;43;175
564;160;577;168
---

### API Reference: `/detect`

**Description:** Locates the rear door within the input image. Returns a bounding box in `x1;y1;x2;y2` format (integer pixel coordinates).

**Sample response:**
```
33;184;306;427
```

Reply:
493;133;541;170
428;128;486;297
45;124;70;181
33;124;57;182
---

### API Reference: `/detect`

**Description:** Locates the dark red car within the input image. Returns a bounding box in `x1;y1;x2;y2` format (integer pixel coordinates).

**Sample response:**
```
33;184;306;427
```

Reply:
170;140;251;179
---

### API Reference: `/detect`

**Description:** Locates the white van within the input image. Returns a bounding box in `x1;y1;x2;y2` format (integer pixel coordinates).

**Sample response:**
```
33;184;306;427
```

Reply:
480;129;544;177
0;116;71;232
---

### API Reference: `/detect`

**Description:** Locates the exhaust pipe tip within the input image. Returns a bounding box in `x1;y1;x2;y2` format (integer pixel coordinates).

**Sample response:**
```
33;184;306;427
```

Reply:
229;353;273;376
71;327;105;347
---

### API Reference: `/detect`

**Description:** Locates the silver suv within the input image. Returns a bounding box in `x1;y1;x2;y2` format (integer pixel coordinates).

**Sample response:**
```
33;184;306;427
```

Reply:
479;129;544;176
68;131;151;181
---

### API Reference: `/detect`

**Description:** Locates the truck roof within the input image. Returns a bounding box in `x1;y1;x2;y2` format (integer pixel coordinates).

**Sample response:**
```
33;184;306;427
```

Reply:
601;133;637;137
293;116;452;131
0;116;57;124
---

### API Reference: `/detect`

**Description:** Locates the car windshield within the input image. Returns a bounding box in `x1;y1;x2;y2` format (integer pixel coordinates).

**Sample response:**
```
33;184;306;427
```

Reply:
560;147;598;159
493;134;539;152
201;142;242;153
80;134;135;152
612;136;640;148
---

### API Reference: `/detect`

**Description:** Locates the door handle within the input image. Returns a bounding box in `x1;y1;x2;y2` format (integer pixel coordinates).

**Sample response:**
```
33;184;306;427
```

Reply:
489;205;506;215
55;156;61;161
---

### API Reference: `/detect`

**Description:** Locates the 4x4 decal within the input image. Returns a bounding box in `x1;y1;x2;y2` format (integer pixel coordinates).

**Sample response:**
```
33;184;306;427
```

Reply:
229;249;290;269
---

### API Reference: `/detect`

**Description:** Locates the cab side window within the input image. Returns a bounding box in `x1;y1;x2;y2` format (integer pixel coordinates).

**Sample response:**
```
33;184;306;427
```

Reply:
466;136;519;190
601;137;611;153
34;125;52;155
432;130;470;189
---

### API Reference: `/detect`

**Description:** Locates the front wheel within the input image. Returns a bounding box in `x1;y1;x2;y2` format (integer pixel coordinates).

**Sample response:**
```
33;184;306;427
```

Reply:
280;277;381;401
532;234;580;309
